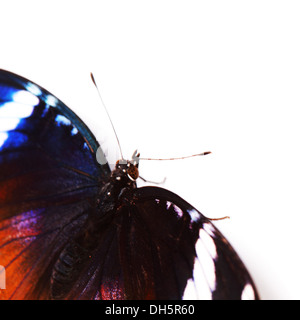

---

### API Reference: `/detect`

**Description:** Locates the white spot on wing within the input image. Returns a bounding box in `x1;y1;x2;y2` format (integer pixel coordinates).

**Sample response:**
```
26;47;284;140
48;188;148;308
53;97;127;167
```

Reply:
182;278;198;300
182;257;213;300
0;132;8;148
71;127;78;136
195;237;216;292
187;209;200;223
203;222;216;237
55;114;71;126
0;96;36;147
241;283;256;300
0;102;34;118
12;90;39;106
193;257;213;299
45;94;58;107
166;201;172;209
172;203;183;218
25;82;42;96
0;118;20;131
199;228;217;259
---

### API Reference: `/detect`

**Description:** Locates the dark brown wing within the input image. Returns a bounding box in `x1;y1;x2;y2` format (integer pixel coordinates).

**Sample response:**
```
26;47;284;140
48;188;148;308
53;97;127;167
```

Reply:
113;186;259;300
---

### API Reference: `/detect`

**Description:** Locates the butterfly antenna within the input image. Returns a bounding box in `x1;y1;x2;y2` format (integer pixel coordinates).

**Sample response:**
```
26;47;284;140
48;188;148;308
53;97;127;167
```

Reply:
206;215;230;221
139;151;211;161
139;175;167;185
90;72;124;160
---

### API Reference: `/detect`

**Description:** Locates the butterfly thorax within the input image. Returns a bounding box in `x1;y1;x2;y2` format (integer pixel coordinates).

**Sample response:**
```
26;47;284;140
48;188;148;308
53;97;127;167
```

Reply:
96;160;139;211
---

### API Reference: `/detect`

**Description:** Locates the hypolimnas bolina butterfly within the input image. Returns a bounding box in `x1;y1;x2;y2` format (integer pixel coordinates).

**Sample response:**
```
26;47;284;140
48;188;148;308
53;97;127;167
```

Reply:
0;69;259;300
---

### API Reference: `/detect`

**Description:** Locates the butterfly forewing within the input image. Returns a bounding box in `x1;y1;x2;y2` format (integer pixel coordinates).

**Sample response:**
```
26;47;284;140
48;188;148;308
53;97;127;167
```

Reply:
0;69;109;299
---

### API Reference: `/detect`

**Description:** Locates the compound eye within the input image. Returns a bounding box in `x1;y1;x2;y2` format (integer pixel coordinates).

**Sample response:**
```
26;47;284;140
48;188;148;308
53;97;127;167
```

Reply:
127;165;139;181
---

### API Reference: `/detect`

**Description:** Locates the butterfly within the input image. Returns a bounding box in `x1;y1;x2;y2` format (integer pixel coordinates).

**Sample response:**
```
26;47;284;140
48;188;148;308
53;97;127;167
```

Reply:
0;68;259;300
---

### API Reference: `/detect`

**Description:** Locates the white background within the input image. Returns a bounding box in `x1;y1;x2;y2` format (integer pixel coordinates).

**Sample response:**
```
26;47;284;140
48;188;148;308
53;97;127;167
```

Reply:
1;0;300;300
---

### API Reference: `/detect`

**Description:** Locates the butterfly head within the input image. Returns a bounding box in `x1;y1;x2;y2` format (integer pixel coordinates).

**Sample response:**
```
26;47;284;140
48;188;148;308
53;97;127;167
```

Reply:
114;150;140;182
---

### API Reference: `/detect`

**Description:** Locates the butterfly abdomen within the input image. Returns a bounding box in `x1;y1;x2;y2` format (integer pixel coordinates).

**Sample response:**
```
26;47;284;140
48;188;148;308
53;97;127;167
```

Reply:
50;241;91;299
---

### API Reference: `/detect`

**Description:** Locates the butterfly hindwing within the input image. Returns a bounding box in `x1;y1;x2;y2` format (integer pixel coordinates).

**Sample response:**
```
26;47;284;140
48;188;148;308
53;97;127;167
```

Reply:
114;186;259;300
